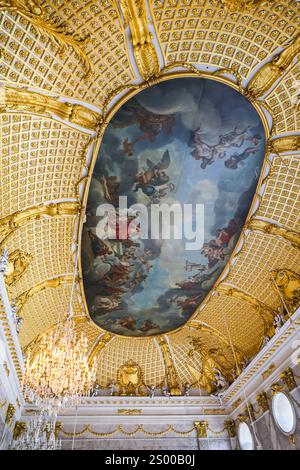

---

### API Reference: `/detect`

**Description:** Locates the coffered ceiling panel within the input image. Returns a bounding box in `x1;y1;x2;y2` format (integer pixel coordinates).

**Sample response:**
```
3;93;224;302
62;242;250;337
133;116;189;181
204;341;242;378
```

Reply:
0;1;135;108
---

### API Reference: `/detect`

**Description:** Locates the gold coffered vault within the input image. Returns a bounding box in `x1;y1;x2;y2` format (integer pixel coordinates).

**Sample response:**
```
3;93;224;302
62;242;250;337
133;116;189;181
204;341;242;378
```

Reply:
0;0;299;403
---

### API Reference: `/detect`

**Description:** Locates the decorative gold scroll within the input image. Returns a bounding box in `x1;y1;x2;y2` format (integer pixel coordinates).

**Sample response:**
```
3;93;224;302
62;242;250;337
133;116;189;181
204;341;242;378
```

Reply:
217;284;277;339
4;249;32;286
245;218;300;249
269;135;300;154
0;202;80;249
0;0;92;76
119;0;159;80
15;275;74;315
156;336;181;395
247;34;300;97
0;87;101;131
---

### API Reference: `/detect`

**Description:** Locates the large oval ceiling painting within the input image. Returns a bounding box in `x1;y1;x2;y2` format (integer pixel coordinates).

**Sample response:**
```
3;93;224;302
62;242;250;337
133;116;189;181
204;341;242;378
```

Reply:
82;77;266;337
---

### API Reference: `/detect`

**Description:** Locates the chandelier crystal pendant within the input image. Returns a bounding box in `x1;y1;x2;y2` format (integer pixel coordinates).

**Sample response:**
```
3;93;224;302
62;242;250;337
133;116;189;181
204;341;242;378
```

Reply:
10;409;62;451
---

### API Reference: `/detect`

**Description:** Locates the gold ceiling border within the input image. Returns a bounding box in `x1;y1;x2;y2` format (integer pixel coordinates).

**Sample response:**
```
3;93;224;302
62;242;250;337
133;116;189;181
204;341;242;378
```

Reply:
0;0;92;77
0;202;80;250
0;87;102;132
269;135;300;154
76;67;272;342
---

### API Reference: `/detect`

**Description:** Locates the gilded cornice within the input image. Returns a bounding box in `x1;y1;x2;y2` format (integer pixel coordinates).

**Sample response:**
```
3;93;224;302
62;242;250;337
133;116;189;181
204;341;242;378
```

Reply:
248;33;300;98
15;275;74;316
0;0;91;76
0;202;80;249
0;87;101;131
119;0;160;80
245;218;300;249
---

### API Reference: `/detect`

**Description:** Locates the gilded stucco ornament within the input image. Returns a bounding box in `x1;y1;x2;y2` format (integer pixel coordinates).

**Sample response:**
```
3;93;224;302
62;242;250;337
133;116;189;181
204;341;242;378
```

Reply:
271;269;300;313
224;420;236;438
0;87;101;131
157;336;181;396
13;421;27;440
194;421;208;438
270;136;300;154
15;275;74;315
220;0;270;10
0;0;92;76
88;333;114;366
5;403;15;428
280;367;297;391
217;284;280;342
4;249;32;286
0;202;80;249
256;391;269;413
246;219;300;250
187;337;245;394
116;359;145;396
247;34;300;98
119;0;159;80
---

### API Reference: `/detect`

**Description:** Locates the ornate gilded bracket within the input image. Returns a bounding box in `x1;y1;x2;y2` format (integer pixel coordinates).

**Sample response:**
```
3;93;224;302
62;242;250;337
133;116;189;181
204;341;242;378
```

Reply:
245;218;300;250
15;274;74;315
156;336;181;395
0;0;92;76
269;135;300;154
247;34;300;98
0;87;101;131
217;284;279;340
0;202;80;249
118;0;160;81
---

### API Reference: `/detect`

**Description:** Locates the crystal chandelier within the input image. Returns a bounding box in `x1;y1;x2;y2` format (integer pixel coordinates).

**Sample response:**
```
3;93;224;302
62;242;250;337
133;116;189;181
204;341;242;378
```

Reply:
10;409;62;450
22;246;97;411
23;317;97;410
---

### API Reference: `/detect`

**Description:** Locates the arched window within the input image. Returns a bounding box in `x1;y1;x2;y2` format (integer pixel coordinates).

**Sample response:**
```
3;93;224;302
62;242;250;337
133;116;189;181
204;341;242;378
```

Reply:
271;392;296;435
237;422;255;450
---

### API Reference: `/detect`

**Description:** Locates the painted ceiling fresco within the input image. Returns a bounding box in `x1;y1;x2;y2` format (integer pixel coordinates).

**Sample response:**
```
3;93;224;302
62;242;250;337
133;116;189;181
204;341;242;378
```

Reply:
82;77;266;337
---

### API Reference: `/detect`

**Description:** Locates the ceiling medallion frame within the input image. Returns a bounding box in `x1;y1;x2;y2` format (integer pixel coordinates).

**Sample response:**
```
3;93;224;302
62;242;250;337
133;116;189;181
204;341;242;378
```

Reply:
77;69;271;341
